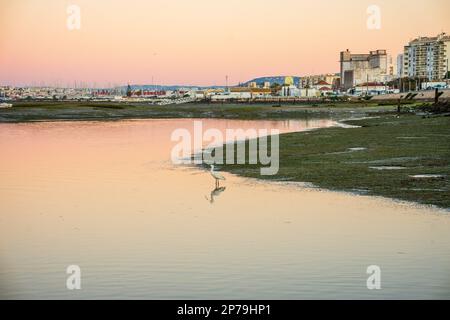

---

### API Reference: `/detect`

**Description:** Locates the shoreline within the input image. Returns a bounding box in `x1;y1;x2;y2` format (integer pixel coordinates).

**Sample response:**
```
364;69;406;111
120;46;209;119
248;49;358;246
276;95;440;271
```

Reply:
224;172;450;213
0;101;402;123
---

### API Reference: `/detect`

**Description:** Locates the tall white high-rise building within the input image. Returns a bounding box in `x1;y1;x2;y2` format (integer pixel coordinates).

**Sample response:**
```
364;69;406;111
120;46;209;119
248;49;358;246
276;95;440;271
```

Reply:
403;32;450;80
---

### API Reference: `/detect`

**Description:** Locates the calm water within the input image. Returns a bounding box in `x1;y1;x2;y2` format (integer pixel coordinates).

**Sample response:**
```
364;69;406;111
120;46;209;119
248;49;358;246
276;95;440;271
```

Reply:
0;119;449;300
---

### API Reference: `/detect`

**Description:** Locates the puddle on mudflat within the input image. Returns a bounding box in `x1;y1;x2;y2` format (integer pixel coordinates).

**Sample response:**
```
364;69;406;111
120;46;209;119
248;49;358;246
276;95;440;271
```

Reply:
348;147;367;152
370;166;407;171
410;174;446;179
396;136;427;140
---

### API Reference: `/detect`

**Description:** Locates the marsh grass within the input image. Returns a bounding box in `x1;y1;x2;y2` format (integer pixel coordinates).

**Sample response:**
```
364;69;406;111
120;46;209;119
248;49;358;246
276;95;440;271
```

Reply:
1;101;398;122
220;114;450;208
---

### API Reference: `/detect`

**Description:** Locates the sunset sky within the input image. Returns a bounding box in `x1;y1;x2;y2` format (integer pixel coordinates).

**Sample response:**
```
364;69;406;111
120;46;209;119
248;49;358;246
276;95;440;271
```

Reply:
1;0;449;87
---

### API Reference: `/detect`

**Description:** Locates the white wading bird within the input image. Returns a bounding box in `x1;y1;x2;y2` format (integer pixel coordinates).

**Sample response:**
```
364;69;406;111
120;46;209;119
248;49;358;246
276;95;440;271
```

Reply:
210;165;226;188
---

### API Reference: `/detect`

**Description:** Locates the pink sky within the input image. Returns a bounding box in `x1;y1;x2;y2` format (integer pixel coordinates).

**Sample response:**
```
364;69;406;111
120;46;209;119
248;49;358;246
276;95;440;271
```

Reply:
1;0;449;87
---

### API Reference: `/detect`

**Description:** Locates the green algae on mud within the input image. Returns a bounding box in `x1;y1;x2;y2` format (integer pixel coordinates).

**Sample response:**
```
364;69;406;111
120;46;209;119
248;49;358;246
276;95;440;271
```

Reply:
218;114;450;209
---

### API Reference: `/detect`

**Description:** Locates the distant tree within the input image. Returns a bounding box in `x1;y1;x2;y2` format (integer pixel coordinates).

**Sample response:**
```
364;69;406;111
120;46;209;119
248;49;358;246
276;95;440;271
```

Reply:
270;83;281;95
270;82;281;92
270;82;280;89
386;79;397;89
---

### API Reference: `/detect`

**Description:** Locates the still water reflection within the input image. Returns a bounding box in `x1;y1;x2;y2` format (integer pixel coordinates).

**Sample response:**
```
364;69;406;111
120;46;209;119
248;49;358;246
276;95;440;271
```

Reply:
0;119;449;299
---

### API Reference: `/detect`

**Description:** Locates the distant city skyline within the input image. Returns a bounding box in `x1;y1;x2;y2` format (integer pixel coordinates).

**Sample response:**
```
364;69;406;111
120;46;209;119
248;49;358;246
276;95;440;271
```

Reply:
1;0;449;87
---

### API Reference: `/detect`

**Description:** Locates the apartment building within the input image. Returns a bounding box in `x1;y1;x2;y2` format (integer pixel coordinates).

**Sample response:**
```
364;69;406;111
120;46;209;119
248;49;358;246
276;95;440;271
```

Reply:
403;32;450;81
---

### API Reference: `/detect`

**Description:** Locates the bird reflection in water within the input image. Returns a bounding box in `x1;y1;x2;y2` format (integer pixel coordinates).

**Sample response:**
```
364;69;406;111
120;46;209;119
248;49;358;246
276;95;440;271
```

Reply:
206;186;226;204
205;164;227;204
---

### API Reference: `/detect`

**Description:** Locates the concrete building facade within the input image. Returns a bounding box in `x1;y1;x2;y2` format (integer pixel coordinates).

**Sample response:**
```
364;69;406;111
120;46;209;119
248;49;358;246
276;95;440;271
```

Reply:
340;49;389;90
